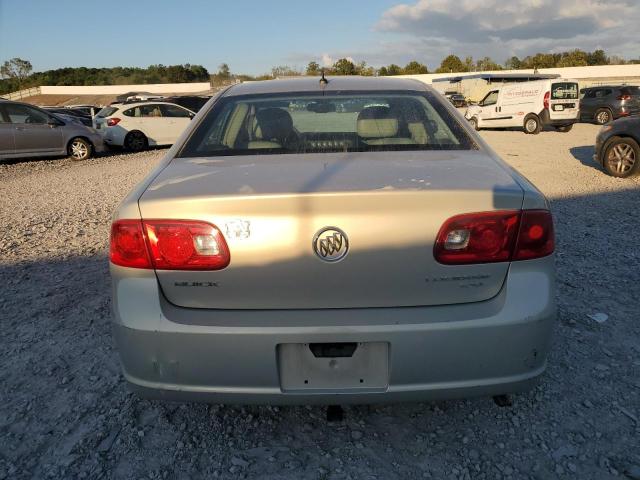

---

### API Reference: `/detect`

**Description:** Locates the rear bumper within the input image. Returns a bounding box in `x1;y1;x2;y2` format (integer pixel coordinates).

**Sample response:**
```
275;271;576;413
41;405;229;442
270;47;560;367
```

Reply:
111;257;556;404
540;109;578;126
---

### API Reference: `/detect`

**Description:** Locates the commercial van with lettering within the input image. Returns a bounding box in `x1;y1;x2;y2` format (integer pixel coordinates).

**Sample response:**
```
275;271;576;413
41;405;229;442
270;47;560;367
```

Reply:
464;79;580;134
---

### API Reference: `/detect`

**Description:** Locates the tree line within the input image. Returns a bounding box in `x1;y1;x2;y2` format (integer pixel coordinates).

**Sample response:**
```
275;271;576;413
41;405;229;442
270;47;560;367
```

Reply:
3;48;640;95
0;59;209;95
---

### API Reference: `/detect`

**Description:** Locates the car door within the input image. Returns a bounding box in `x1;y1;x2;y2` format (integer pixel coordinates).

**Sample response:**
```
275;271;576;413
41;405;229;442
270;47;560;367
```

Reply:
4;103;64;155
138;104;169;145
0;105;16;158
476;90;500;126
580;89;596;119
159;104;194;144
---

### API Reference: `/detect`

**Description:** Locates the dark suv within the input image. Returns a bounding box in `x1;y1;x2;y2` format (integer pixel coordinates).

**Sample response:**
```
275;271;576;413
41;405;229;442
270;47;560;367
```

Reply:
579;85;640;125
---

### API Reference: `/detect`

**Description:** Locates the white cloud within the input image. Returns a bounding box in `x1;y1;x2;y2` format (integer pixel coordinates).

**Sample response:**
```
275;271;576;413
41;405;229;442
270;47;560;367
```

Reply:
374;0;640;65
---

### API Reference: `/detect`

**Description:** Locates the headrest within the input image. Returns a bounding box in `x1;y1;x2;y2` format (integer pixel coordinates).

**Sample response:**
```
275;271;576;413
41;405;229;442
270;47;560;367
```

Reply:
357;106;398;138
255;108;293;140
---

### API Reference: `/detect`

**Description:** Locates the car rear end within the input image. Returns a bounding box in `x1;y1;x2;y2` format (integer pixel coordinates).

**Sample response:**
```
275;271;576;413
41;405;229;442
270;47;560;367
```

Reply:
94;105;126;147
544;80;580;127
110;79;556;404
613;86;640;119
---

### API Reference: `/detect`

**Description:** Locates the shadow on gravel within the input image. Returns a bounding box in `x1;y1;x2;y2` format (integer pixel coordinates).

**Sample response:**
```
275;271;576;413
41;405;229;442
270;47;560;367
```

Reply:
2;186;640;479
569;145;604;173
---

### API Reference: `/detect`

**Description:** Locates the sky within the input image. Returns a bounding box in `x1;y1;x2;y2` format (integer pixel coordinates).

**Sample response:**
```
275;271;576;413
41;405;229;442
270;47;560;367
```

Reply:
1;0;639;75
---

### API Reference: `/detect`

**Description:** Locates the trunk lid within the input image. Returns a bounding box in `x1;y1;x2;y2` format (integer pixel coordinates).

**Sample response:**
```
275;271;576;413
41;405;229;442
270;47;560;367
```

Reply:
139;151;524;309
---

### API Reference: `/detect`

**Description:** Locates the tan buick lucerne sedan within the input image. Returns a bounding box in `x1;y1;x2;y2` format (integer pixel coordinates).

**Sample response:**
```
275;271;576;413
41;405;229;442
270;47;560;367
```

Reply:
110;76;556;404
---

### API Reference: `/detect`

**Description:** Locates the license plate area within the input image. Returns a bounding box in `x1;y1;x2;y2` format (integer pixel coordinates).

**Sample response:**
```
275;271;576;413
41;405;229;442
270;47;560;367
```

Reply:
278;342;389;392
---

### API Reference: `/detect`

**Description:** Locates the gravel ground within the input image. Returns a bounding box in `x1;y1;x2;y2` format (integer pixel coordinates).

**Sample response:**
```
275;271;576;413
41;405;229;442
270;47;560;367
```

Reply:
1;124;639;480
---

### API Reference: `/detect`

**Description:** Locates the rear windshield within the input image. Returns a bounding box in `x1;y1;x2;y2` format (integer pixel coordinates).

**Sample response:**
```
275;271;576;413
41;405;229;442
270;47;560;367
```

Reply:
551;83;578;100
97;106;118;117
620;86;640;95
178;91;474;157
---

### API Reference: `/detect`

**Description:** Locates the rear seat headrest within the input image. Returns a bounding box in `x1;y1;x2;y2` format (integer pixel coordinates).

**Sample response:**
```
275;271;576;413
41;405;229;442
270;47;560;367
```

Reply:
357;106;398;138
255;108;293;141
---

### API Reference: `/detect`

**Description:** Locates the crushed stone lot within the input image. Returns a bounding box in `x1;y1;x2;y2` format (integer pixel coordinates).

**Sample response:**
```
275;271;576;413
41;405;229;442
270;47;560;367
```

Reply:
1;124;639;479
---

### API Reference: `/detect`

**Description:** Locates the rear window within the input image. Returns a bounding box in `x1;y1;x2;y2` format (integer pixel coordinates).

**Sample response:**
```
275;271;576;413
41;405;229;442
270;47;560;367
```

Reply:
620;86;640;96
178;91;474;157
97;107;118;117
551;83;578;100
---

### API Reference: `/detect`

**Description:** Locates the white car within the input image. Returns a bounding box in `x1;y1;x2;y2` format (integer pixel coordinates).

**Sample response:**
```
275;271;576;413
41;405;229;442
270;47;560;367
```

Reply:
465;79;580;134
94;101;196;151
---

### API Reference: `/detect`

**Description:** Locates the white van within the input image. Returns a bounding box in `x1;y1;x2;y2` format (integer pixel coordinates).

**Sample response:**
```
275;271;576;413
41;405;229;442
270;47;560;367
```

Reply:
465;79;580;134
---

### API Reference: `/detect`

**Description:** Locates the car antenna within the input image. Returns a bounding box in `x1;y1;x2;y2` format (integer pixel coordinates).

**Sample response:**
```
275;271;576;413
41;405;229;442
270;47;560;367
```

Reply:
319;69;329;85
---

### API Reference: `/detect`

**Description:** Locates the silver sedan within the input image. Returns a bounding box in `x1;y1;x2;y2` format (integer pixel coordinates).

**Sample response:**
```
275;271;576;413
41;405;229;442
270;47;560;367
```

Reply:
110;76;556;404
0;99;104;161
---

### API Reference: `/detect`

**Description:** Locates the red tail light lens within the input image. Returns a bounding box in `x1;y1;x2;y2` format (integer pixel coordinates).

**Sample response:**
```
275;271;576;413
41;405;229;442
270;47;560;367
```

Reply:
434;210;554;264
543;91;550;110
106;117;121;126
109;219;230;270
110;220;152;268
434;211;520;264
143;220;230;270
513;210;555;260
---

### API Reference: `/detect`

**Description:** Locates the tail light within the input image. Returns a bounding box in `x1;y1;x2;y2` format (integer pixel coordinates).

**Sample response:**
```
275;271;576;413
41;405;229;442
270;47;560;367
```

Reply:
543;91;550;110
434;210;554;264
106;117;121;126
617;94;631;101
110;219;230;270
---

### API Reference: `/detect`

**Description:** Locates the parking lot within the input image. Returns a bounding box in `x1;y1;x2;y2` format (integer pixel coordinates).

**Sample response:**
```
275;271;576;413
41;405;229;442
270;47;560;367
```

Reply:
1;123;639;479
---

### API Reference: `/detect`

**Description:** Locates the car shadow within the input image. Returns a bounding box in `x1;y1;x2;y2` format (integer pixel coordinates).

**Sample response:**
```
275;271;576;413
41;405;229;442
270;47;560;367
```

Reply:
569;145;604;173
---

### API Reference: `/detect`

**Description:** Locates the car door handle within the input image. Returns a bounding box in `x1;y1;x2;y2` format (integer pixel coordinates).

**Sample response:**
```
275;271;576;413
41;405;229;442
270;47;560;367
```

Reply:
15;126;26;131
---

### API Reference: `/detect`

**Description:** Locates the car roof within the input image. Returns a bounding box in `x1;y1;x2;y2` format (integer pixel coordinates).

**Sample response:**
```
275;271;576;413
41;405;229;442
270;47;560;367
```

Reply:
223;76;430;97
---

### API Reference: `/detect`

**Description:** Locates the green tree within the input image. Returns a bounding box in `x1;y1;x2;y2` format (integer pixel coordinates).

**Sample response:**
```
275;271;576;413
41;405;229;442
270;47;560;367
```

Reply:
403;61;428;74
356;61;375;76
217;63;231;80
332;58;357;75
385;64;403;75
271;65;301;77
504;56;522;70
378;66;389;76
557;49;589;68
435;55;467;73
587;49;608;66
306;61;321;76
476;56;502;71
0;57;33;88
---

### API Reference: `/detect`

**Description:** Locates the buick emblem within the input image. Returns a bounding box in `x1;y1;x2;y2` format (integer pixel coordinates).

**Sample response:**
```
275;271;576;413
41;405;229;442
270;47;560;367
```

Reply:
313;227;349;262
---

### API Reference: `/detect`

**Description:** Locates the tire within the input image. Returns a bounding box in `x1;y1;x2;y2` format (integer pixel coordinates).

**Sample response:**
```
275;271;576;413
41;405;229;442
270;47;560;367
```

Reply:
594;108;612;125
523;114;541;135
124;131;148;152
68;137;92;161
469;117;480;131
602;137;639;178
555;124;573;133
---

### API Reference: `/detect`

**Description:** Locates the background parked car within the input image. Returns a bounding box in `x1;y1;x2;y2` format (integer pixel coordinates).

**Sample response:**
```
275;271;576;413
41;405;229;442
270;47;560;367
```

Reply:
65;104;102;117
94;101;195;151
160;95;211;112
579;85;640;125
594;116;640;178
43;107;93;127
0;99;104;161
448;94;467;108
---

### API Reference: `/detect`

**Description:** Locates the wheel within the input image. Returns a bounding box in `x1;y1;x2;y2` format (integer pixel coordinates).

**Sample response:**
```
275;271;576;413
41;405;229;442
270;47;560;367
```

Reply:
595;108;612;125
124;131;148;152
556;124;573;133
523;114;541;134
602;137;639;178
68;137;92;161
469;117;480;131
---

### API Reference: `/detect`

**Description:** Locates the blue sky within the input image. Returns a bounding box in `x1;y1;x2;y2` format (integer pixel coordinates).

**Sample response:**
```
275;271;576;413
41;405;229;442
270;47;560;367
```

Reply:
1;0;639;75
